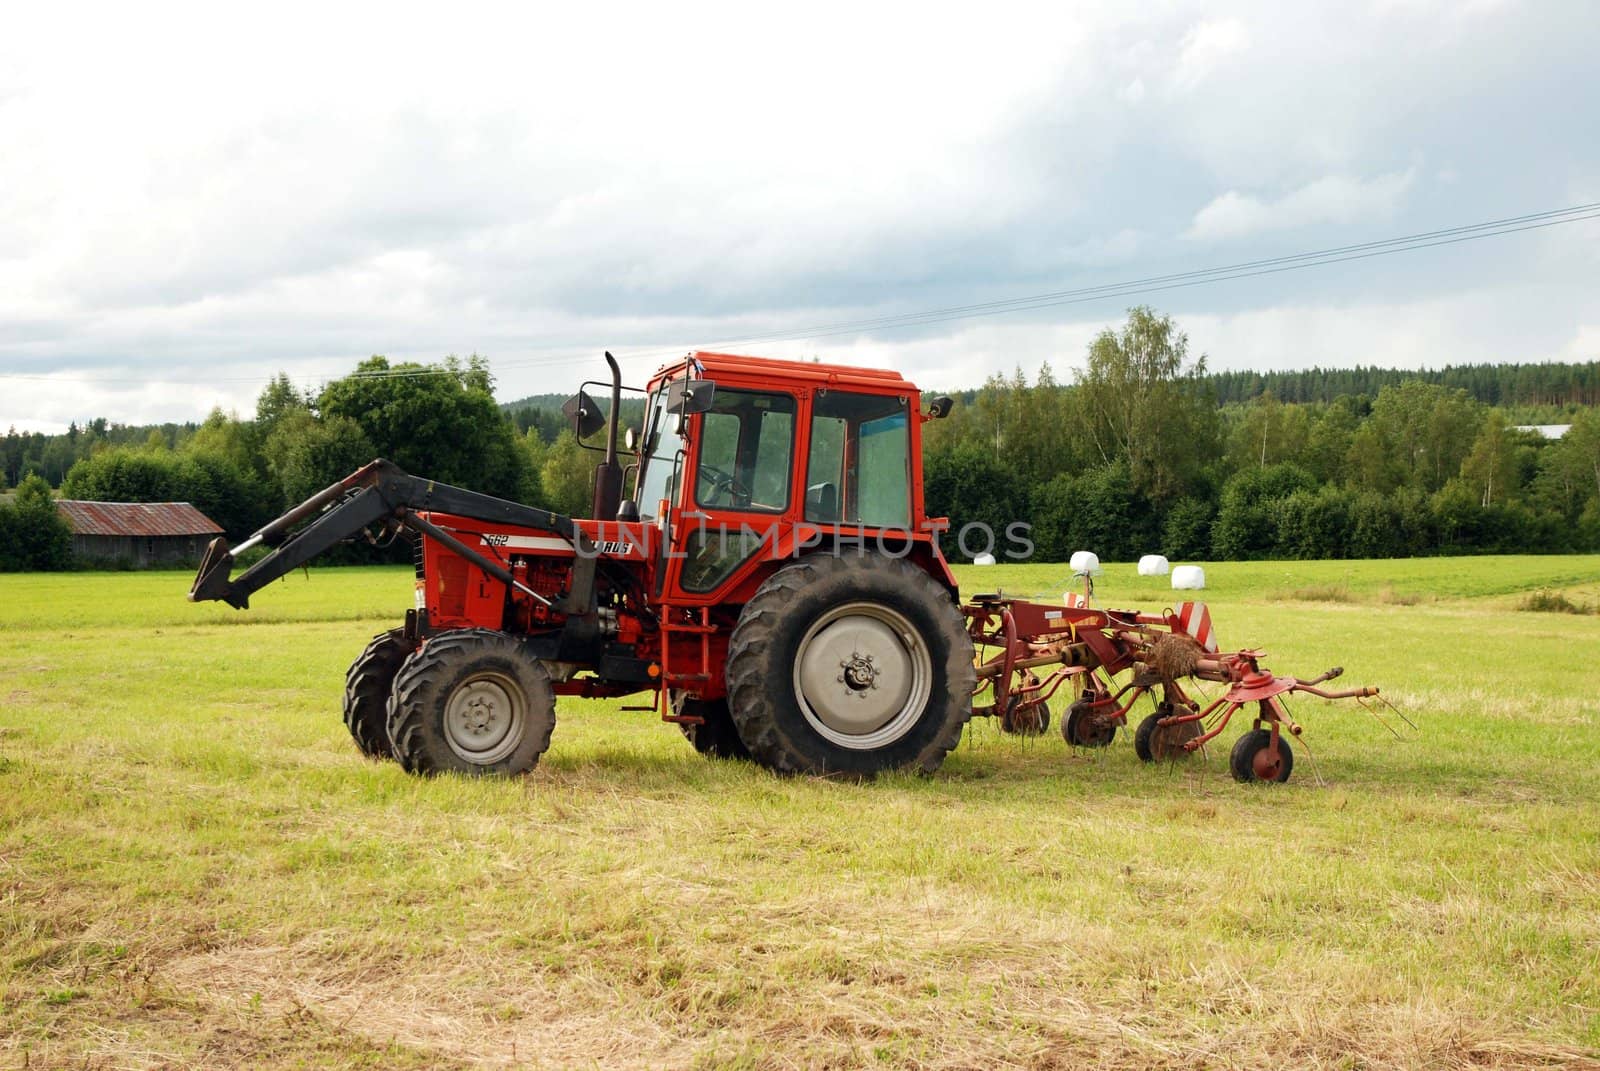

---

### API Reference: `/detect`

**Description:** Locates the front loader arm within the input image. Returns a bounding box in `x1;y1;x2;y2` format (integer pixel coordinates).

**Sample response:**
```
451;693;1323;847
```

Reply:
188;459;595;612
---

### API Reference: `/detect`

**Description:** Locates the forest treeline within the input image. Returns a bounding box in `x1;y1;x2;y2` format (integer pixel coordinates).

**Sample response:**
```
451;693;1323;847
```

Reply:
924;310;1600;562
889;359;1600;427
1206;361;1600;409
3;308;1599;570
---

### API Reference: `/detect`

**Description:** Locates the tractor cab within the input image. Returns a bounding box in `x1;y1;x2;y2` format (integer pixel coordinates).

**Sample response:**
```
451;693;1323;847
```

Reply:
589;351;954;608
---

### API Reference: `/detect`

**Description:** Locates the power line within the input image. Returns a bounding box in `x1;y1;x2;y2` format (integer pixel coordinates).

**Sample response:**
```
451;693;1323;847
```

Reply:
802;209;1600;339
3;201;1596;391
598;201;1600;361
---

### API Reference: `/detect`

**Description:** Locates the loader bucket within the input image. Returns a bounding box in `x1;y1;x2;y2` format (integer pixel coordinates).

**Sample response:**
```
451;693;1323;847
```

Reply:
188;537;245;608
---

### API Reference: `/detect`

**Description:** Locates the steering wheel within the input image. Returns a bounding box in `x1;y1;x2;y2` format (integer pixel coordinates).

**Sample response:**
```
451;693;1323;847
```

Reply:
698;463;752;505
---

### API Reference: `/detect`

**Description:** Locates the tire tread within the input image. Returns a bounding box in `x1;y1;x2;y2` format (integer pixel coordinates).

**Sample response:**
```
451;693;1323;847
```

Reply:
387;629;555;776
342;628;412;759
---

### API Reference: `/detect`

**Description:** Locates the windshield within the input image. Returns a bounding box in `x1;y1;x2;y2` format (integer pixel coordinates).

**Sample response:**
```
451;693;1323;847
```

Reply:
694;388;795;512
635;389;685;520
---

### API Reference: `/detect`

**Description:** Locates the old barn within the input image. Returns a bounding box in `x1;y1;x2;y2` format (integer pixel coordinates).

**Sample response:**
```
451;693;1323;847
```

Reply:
55;501;223;566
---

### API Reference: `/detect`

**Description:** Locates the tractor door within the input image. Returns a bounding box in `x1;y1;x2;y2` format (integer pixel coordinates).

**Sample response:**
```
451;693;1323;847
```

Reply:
636;386;691;600
666;387;798;598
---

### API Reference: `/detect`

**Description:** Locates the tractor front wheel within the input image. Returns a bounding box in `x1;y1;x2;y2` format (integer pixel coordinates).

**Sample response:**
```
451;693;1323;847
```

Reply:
726;555;975;777
1229;728;1294;783
342;628;413;760
387;630;556;776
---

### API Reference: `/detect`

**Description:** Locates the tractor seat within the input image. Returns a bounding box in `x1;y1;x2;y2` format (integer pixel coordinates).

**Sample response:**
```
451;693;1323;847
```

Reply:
805;481;839;522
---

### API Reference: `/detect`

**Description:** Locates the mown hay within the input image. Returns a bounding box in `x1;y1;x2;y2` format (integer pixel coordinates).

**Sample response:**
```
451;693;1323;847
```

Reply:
1148;633;1204;680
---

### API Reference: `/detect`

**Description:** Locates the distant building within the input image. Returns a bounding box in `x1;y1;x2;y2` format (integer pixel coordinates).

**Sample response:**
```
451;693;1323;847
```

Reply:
1513;424;1571;439
55;501;223;566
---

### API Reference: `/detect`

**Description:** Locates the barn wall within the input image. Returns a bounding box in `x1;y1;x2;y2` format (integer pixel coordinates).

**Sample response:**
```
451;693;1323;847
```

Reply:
72;535;210;567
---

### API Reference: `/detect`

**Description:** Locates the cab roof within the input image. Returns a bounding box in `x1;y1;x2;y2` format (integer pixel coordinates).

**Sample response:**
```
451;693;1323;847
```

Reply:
652;351;919;394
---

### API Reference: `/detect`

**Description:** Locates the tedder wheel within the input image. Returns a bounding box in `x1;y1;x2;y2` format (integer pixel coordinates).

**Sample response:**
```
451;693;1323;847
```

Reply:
387;629;556;776
1229;727;1294;784
1062;699;1116;748
1133;707;1203;763
342;628;413;759
672;691;751;760
1133;711;1160;762
999;675;1050;736
1000;696;1050;736
725;554;976;777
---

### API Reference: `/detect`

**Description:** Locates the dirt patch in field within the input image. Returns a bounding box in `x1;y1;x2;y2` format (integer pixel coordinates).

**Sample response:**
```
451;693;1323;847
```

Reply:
152;939;1596;1071
164;944;694;1069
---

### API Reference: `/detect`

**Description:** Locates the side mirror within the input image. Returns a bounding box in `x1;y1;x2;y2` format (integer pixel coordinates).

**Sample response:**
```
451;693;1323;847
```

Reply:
623;425;641;452
927;395;954;419
666;378;715;415
562;390;607;440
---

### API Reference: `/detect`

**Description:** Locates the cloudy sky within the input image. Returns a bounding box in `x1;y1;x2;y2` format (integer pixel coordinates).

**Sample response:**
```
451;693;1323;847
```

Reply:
2;0;1596;432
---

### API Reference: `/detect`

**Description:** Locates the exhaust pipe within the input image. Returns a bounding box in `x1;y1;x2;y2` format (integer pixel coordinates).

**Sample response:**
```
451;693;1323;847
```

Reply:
590;351;624;520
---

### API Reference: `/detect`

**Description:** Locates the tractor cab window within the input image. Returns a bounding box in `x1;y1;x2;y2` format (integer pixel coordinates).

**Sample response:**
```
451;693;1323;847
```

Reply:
692;389;795;512
805;392;911;529
635;391;686;520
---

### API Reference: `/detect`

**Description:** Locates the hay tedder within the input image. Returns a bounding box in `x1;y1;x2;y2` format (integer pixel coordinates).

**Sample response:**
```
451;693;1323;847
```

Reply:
965;593;1388;782
190;351;1383;783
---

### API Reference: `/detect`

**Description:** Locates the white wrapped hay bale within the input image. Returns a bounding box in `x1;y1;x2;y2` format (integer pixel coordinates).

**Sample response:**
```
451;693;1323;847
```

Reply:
1069;550;1101;576
972;552;996;566
1138;554;1170;576
1171;565;1206;590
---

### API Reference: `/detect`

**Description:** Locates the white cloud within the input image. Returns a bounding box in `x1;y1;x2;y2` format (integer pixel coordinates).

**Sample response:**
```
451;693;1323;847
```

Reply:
1173;18;1251;91
1560;324;1600;362
10;280;1599;432
1179;290;1600;372
696;287;1600;397
1184;170;1417;241
1;1;1597;429
775;321;1108;390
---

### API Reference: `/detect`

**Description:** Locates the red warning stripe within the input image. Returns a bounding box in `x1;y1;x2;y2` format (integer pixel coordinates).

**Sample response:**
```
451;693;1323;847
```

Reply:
1176;601;1218;653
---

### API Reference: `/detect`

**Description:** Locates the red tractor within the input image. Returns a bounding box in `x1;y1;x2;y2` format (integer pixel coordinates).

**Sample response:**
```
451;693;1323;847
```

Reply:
191;351;1382;782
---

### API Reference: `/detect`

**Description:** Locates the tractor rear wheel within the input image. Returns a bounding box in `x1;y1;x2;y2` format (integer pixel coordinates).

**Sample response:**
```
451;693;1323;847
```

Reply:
387;629;556;776
343;628;413;759
672;692;750;760
725;554;975;777
1229;728;1294;783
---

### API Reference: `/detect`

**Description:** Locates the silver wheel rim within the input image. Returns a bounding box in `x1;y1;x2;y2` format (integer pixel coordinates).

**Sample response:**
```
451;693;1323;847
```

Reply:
443;671;526;765
792;602;933;751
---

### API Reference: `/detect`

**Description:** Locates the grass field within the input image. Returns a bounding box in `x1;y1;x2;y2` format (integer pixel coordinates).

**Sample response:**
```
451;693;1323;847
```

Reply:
2;557;1598;1069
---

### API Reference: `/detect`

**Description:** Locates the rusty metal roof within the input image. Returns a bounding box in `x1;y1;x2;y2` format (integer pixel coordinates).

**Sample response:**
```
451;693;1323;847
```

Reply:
55;500;224;538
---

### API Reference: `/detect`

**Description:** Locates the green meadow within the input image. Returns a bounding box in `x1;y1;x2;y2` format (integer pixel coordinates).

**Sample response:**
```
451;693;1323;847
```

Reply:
2;557;1598;1068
